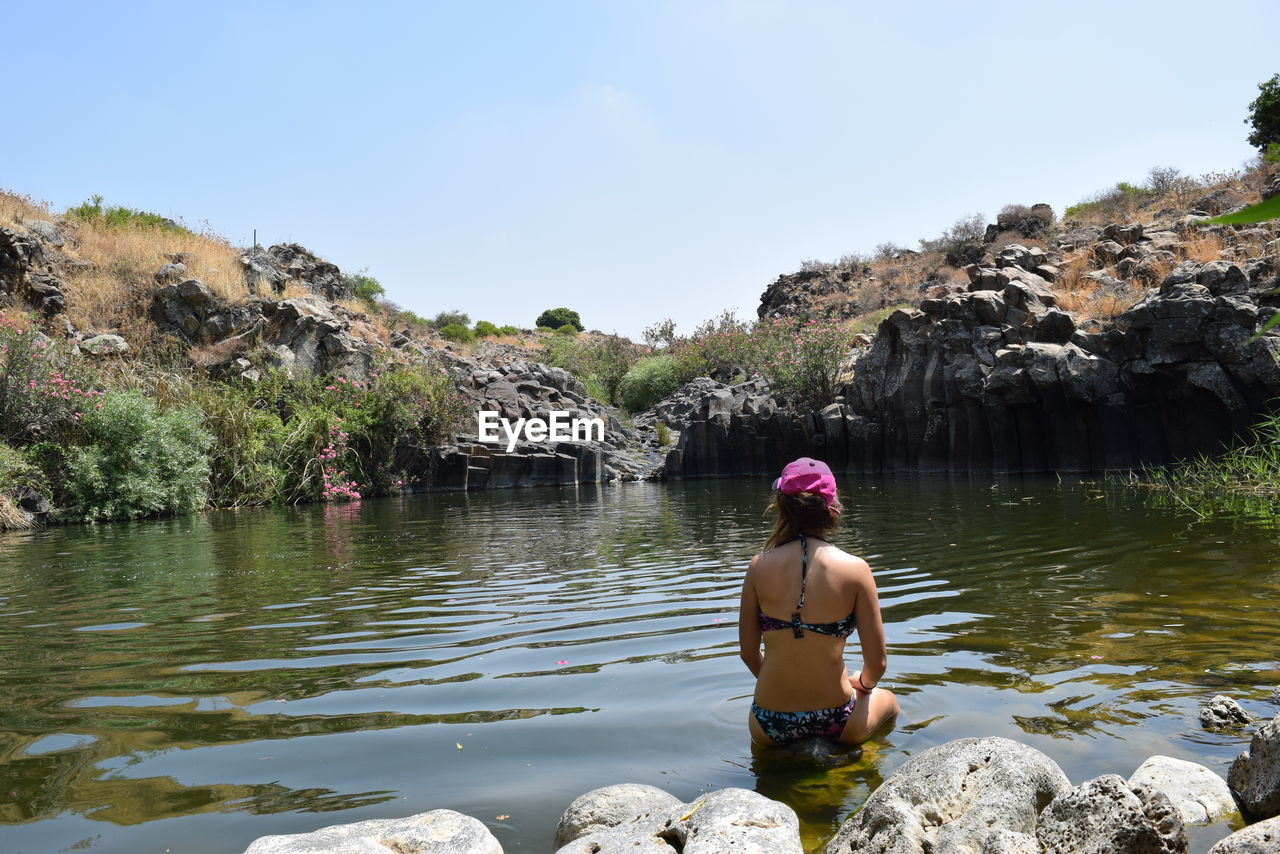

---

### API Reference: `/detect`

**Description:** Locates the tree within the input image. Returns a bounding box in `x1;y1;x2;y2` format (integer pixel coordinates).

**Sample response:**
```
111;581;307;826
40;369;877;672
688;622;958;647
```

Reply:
536;307;583;332
1246;73;1280;151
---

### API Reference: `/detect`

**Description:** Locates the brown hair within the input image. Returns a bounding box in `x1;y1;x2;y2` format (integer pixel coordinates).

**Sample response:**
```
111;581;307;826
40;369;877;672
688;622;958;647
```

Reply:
763;490;841;550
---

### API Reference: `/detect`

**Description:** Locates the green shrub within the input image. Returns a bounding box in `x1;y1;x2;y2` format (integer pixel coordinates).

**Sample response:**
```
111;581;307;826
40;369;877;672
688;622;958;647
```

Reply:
1063;181;1152;220
63;392;213;521
618;355;686;412
344;269;385;306
1265;142;1280;165
65;194;185;232
540;333;641;404
536;307;583;331
555;323;578;336
0;443;45;495
430;309;471;329
439;323;475;343
498;325;520;336
535;325;555;333
670;310;761;381
474;320;499;338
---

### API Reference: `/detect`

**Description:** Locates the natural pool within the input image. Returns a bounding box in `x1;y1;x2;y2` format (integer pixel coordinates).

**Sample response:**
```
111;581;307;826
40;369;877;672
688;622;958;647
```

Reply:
0;478;1277;853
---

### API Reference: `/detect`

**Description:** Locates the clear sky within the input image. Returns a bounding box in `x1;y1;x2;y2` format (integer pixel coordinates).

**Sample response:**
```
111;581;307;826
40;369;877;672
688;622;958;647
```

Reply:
5;1;1277;338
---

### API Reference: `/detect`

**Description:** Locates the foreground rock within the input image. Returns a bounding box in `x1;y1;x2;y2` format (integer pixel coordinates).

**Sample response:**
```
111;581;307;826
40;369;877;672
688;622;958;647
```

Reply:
1204;695;1255;730
1207;814;1280;853
241;809;501;854
1037;774;1187;853
554;783;681;848
1128;755;1238;824
555;786;801;854
1230;713;1280;819
822;737;1071;854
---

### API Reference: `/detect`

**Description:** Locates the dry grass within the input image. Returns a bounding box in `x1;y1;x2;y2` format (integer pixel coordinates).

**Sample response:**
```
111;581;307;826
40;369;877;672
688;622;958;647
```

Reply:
0;495;35;531
1050;249;1146;322
3;190;253;337
1181;233;1225;263
63;224;247;335
0;191;53;228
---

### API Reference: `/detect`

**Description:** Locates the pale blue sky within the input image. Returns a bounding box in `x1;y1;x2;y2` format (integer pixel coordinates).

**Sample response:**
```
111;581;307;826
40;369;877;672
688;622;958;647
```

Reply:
5;1;1277;337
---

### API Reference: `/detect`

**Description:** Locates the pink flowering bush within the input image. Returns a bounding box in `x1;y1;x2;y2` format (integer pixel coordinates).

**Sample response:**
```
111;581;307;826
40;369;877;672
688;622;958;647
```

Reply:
756;317;852;412
0;311;106;443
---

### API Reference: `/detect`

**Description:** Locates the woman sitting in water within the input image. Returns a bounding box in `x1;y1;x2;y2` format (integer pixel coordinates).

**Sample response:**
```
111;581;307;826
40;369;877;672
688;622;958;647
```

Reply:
739;458;900;746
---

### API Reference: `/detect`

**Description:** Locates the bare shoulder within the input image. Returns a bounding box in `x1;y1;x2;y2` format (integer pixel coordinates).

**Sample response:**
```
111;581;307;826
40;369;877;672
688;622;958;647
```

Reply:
821;544;873;582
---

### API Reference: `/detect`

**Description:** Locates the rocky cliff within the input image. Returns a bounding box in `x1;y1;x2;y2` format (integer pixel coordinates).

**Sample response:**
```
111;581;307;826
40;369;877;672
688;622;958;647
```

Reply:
668;208;1280;476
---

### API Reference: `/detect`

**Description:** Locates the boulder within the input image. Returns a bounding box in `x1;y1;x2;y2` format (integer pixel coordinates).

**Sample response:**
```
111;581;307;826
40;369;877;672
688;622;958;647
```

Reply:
1229;713;1280;819
1206;814;1280;853
154;262;188;284
1127;755;1238;824
822;737;1071;854
23;219;65;247
555;784;682;847
556;787;801;854
1203;695;1254;730
1037;775;1187;853
241;809;502;853
80;334;130;356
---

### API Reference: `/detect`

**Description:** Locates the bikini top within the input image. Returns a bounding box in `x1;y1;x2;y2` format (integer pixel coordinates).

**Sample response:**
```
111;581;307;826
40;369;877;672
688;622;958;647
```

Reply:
758;534;858;639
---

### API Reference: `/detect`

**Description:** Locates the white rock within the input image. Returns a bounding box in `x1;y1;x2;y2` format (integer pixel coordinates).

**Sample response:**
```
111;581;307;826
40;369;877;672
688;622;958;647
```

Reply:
1206;814;1280;853
554;783;681;848
1128;755;1239;824
822;737;1071;854
556;788;801;854
241;809;501;854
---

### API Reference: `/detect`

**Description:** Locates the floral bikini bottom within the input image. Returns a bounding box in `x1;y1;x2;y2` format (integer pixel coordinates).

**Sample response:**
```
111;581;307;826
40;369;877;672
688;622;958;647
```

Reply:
750;695;857;745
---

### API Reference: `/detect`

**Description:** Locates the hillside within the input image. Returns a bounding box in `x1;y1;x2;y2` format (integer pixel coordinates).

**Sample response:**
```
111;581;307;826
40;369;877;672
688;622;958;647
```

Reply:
2;160;1279;528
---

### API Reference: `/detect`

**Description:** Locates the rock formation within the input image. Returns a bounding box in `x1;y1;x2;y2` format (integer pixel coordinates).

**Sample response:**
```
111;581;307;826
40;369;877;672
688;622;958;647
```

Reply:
673;213;1280;477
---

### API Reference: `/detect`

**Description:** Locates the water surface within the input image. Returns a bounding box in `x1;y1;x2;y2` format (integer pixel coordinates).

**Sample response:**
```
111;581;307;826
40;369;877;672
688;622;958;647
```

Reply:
0;479;1277;853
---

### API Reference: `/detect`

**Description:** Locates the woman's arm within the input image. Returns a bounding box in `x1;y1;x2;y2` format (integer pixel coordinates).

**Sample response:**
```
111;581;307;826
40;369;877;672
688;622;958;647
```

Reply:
851;557;887;692
738;556;763;677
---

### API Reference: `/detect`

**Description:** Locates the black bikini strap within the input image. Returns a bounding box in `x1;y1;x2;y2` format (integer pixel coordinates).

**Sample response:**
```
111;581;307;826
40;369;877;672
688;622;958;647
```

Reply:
790;534;809;639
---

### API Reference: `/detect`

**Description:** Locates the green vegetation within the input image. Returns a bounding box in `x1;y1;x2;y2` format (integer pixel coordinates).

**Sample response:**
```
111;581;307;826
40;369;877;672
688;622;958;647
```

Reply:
618;355;684;411
430;309;471;329
541;333;641;405
1144;412;1280;519
654;421;672;448
536;307;583;332
474;320;499;338
1246;73;1280;152
62;392;213;522
1;310;469;526
343;269;385;307
1063;181;1151;220
439;322;475;343
555;323;578;336
65;194;185;232
498;324;520;336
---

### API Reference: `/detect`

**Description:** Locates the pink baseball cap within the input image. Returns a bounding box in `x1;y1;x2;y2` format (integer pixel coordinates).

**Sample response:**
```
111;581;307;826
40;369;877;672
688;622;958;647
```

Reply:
773;457;838;508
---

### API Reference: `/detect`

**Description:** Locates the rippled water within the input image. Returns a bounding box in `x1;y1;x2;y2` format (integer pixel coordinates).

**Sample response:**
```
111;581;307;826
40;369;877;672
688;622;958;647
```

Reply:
1;479;1278;853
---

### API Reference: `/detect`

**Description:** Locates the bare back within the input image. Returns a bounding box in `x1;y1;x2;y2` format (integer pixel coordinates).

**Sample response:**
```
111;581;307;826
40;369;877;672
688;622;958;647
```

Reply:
739;537;885;713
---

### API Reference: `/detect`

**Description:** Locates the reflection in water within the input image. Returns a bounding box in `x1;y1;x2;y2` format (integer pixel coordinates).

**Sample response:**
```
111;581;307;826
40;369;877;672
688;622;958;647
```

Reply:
0;479;1277;852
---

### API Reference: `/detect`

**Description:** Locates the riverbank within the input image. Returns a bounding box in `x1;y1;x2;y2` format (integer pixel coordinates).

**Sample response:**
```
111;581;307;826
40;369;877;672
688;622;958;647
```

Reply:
4;163;1279;528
